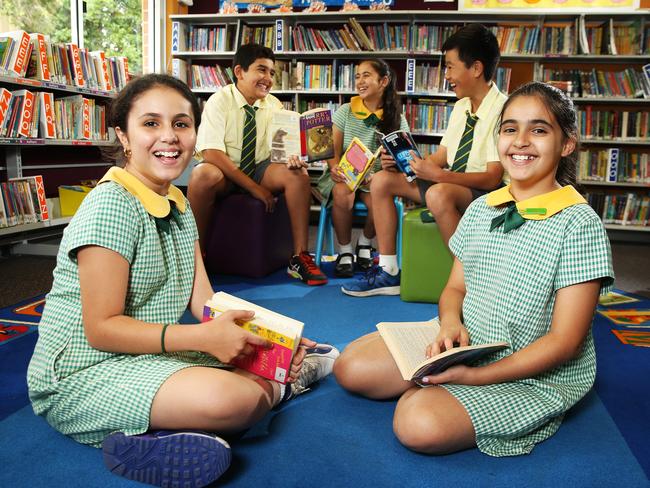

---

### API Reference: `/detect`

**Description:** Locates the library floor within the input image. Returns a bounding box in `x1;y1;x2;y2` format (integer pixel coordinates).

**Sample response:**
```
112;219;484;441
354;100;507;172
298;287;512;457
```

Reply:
0;229;648;309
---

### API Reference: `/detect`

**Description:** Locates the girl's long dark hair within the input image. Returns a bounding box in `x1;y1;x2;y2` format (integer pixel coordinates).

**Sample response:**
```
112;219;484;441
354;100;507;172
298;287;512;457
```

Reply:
499;81;579;187
360;59;402;135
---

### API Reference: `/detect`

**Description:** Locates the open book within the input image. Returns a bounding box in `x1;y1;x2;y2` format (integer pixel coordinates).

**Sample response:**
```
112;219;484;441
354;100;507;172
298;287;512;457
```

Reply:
377;130;419;182
269;107;334;164
376;318;508;382
203;292;304;384
337;137;381;192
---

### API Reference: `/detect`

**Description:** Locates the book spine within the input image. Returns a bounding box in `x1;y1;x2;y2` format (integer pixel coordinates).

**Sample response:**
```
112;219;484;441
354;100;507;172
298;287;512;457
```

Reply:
9;31;31;77
17;90;35;138
607;148;619;183
275;19;284;52
0;88;12;128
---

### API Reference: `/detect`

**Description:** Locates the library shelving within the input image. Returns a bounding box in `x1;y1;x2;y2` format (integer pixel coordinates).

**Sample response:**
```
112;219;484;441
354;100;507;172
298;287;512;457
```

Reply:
0;77;117;252
169;9;650;235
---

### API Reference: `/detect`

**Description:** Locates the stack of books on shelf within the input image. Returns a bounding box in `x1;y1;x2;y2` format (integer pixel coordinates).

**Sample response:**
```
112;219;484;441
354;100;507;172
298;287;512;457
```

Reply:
579;148;649;184
585;192;650;227
403;99;453;135
538;66;650;99
0;30;129;93
0;175;49;229
0;86;109;141
578;107;649;142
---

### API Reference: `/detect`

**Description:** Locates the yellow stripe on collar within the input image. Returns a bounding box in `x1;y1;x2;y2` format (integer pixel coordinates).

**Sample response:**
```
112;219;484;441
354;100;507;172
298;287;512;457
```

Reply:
486;185;586;221
99;167;186;218
350;96;383;121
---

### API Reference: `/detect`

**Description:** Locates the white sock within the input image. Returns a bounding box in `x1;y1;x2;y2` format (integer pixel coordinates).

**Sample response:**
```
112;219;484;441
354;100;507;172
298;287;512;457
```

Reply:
378;255;399;276
357;234;373;260
338;242;353;265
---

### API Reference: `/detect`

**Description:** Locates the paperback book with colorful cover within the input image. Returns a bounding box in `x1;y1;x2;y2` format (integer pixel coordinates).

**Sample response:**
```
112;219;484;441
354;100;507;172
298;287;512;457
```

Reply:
378;130;419;182
269;107;333;164
337;137;382;192
202;292;304;384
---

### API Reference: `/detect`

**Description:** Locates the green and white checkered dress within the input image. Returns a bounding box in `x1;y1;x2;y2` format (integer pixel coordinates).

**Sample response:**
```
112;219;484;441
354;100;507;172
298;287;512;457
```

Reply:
444;194;614;457
27;182;224;448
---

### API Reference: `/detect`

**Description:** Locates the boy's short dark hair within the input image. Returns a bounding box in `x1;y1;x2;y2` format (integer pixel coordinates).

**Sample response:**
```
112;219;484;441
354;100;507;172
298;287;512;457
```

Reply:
442;24;500;82
233;43;275;71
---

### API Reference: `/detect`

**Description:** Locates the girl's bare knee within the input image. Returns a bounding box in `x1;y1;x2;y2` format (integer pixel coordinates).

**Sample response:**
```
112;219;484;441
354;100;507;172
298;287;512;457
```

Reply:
393;396;449;454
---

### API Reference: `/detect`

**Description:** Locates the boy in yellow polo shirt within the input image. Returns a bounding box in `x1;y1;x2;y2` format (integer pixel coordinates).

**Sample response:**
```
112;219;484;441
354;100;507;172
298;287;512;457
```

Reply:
188;43;327;286
343;24;506;297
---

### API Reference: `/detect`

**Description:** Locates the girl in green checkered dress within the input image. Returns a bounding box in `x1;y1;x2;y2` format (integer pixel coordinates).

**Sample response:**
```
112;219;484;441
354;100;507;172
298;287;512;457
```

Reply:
334;81;614;457
316;59;409;277
27;74;337;487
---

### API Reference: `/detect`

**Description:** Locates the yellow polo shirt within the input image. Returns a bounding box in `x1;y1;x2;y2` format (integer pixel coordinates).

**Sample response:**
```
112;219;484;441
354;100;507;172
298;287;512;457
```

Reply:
441;82;507;174
196;83;283;168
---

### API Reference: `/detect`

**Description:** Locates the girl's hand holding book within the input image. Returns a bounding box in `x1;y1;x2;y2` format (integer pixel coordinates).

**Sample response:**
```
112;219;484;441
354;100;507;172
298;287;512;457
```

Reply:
330;165;347;184
427;320;469;357
379;148;398;172
203;309;272;363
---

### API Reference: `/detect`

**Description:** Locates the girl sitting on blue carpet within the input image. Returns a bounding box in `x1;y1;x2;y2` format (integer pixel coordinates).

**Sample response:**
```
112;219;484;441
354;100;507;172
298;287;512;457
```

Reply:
334;81;614;457
26;73;338;488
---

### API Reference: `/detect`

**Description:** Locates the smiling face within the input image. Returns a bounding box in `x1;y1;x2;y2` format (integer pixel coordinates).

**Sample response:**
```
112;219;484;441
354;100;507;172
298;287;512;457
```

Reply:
115;86;197;194
355;61;388;103
444;48;480;100
234;57;275;104
498;95;576;195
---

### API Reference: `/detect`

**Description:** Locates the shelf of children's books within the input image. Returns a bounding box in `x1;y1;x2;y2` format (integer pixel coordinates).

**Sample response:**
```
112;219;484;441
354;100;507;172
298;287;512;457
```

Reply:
604;224;650;232
572;98;650;104
581;139;649;146
537;55;649;62
0;74;116;98
0;138;115;147
170;10;649;23
0;216;72;238
579;180;650;188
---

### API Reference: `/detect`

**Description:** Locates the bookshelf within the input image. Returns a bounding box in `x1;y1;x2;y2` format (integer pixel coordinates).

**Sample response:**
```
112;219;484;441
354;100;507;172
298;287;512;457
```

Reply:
169;9;649;235
0;45;123;250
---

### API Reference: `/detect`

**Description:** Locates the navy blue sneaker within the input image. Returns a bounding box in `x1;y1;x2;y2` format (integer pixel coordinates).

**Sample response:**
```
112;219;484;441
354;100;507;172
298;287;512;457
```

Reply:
102;430;231;487
341;266;400;297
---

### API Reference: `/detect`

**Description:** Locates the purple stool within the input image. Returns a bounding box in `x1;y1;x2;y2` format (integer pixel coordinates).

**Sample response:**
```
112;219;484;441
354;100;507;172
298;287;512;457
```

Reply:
204;193;293;278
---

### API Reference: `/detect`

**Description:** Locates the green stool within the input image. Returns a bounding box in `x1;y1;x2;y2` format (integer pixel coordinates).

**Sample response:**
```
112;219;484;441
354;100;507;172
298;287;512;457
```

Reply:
400;208;453;303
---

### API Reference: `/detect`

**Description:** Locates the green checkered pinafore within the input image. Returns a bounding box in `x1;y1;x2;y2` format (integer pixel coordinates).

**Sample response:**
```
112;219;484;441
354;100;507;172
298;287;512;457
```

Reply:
443;194;614;457
27;182;225;447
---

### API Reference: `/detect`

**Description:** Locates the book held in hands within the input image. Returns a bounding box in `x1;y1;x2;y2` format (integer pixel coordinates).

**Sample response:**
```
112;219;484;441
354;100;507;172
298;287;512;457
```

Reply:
337;137;382;192
376;318;508;382
378;130;419;182
202;292;304;384
269;107;334;164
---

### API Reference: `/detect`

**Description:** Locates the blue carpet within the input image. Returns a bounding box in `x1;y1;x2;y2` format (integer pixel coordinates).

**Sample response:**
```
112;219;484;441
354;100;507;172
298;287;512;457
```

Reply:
1;268;648;487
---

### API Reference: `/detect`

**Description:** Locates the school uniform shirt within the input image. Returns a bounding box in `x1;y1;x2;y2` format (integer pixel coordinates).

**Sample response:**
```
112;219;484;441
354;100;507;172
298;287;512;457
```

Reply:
27;167;225;448
444;185;614;457
316;98;409;201
196;83;283;167
441;82;507;174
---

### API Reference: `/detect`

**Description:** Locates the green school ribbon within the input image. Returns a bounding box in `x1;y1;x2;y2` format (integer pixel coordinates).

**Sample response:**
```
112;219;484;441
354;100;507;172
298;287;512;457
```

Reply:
362;113;380;128
154;201;183;234
490;201;526;233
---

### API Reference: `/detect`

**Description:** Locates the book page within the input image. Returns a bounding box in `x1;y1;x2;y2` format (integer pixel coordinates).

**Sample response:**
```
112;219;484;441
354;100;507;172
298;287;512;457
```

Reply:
269;110;301;163
376;320;440;380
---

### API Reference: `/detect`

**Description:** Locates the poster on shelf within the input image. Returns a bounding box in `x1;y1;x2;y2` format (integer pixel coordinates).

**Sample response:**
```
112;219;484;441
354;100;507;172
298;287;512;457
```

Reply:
220;0;394;10
461;0;637;10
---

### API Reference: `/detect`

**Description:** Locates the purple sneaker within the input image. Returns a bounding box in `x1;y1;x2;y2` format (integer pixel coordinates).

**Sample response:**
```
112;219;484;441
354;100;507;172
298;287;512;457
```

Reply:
102;430;231;487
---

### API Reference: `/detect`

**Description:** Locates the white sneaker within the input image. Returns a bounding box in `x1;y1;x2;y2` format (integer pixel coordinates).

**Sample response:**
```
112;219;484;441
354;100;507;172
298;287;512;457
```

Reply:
284;344;339;400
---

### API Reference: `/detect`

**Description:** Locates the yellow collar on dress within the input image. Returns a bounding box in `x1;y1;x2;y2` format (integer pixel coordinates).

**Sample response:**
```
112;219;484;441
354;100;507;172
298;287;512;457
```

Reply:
99;166;186;218
486;185;586;221
350;96;383;121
